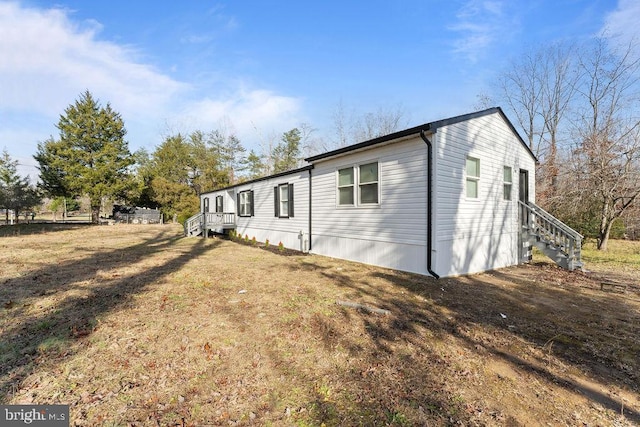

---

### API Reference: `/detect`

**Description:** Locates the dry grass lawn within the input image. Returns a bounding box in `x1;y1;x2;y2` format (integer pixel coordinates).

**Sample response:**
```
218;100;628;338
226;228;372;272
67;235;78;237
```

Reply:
0;224;639;426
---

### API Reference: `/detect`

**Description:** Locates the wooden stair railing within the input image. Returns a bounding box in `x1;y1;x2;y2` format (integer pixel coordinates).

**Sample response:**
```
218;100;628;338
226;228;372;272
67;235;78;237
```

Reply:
519;201;583;271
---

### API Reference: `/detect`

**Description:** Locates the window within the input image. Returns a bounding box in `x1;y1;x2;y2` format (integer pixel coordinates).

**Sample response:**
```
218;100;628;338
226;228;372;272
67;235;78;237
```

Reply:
237;190;254;217
466;157;480;199
274;183;294;218
203;197;210;213
359;162;379;204
337;167;354;205
503;166;512;201
337;162;379;206
215;195;223;213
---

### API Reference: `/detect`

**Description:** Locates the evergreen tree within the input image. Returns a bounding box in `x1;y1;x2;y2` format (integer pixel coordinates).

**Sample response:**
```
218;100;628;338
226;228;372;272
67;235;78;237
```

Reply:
244;149;266;180
0;150;40;223
148;134;198;222
34;91;135;223
272;128;301;173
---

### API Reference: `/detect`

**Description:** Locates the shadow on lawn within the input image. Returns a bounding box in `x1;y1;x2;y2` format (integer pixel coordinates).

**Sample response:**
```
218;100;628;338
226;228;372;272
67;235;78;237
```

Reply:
0;228;220;401
0;222;94;237
287;260;640;425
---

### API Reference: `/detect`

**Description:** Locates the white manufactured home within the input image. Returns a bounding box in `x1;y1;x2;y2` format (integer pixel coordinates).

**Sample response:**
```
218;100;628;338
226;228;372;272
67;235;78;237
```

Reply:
188;107;582;278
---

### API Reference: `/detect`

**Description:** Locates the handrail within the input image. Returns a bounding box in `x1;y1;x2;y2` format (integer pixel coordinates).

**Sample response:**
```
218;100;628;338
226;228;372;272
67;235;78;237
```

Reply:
522;201;583;240
519;200;582;270
184;212;203;235
203;212;236;226
184;212;237;236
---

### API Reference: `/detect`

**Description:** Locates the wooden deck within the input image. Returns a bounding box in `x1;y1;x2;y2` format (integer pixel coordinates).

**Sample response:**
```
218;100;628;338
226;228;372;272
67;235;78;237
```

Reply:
185;212;236;237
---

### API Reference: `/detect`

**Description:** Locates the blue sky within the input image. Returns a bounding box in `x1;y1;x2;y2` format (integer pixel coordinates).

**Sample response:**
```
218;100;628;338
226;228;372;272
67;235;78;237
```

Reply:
1;0;637;180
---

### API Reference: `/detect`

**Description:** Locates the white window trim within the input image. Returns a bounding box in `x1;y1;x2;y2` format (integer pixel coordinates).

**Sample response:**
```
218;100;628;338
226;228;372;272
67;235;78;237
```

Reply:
278;183;290;218
337;166;355;206
239;190;252;217
503;166;513;201
466;156;480;200
336;161;380;208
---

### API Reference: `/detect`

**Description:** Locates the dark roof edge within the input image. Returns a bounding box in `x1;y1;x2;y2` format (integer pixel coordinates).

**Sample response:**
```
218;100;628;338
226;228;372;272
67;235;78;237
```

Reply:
201;165;313;195
304;123;432;162
304;107;537;163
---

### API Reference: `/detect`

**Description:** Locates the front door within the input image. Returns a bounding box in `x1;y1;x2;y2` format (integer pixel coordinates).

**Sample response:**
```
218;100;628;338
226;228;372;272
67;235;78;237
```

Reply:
518;169;531;263
519;169;529;203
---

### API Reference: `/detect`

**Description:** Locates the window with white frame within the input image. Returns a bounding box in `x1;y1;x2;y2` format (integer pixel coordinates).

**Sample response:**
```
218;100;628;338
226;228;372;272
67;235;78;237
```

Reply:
215;195;223;213
274;183;294;218
503;166;513;201
237;190;253;217
359;162;379;204
337;162;379;206
466;157;480;198
337;167;355;205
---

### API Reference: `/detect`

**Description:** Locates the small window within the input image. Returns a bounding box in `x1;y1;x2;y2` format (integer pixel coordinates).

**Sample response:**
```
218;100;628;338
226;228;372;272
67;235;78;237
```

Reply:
359;162;379;204
466;157;480;199
215;195;223;213
274;183;294;218
203;197;210;213
503;166;512;201
237;190;254;217
338;167;354;205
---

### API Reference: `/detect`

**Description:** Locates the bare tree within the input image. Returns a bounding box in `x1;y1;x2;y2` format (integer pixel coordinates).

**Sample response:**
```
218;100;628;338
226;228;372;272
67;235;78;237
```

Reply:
538;43;579;205
331;100;352;148
498;49;545;155
491;38;640;249
330;102;408;149
570;38;640;250
497;43;579;207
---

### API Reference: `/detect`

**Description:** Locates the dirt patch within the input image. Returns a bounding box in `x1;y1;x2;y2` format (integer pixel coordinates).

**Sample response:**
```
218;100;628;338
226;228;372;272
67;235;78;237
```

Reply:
0;224;638;425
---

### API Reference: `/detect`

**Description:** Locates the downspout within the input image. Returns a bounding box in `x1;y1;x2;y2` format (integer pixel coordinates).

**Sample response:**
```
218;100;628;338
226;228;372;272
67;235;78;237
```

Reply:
420;130;440;279
308;167;313;251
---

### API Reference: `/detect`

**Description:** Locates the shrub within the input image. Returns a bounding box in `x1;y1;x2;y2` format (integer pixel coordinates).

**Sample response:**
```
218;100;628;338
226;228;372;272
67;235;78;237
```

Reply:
265;239;270;248
251;236;257;246
278;241;284;252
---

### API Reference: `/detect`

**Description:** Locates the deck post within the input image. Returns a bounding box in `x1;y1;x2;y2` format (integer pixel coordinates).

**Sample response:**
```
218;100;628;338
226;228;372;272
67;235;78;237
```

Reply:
203;212;207;239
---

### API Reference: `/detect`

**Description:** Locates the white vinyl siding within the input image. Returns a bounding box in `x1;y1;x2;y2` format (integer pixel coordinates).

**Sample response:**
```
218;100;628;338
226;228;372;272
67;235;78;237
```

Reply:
312;139;428;274
201;110;537;278
433;112;536;276
233;171;309;251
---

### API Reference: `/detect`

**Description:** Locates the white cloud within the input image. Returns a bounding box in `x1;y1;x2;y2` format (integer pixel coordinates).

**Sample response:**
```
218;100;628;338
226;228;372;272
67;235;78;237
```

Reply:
448;0;511;62
0;2;186;119
0;1;305;170
602;0;640;49
177;87;302;148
